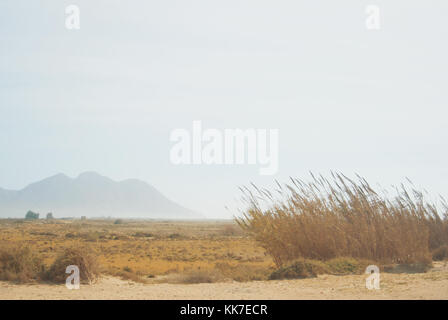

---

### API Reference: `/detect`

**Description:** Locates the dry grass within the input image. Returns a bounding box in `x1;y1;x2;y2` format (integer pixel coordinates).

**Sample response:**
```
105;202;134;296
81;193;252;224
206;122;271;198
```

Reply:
0;219;273;284
237;173;448;267
0;245;44;283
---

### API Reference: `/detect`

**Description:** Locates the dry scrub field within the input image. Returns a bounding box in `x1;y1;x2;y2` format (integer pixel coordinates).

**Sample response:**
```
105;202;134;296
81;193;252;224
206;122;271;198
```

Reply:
0;219;447;300
0;219;273;282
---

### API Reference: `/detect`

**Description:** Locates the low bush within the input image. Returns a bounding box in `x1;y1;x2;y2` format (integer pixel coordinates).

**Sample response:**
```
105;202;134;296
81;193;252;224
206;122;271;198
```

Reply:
168;269;225;284
270;257;432;280
215;262;273;282
115;270;148;283
0;246;44;283
269;259;329;280
383;263;431;274
432;245;448;261
132;232;154;238
25;210;39;220
44;245;100;284
326;257;372;275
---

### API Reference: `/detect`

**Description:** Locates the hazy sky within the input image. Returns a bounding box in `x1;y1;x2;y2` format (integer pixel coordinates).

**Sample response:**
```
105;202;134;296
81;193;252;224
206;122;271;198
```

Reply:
1;0;447;218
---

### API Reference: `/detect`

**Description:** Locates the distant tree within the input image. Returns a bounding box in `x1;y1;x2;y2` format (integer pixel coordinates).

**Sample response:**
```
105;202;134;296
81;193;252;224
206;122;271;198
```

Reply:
46;212;54;220
25;210;39;220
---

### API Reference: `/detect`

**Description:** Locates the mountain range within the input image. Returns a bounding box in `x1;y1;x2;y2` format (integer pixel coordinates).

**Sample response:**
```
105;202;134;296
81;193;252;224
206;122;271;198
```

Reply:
0;172;202;219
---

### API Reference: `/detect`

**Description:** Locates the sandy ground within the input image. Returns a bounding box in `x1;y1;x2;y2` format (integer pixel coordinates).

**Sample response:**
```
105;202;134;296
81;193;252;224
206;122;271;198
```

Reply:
1;262;448;300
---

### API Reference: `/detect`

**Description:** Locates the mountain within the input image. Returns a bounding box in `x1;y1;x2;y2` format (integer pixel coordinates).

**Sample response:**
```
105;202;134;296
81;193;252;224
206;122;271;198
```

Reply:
0;172;202;219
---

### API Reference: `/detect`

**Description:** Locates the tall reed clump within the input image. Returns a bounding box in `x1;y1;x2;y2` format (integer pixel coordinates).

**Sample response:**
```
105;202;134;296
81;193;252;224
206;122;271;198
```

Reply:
236;173;447;267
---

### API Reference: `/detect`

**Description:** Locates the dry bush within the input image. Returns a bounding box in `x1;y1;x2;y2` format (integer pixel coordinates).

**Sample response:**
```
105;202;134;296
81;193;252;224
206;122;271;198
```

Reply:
383;263;431;274
237;173;446;267
45;245;100;284
269;257;383;280
215;262;273;282
132;232;154;238
432;245;448;261
167;269;225;284
115;270;148;283
269;259;329;280
325;257;373;275
221;224;244;237
0;245;44;283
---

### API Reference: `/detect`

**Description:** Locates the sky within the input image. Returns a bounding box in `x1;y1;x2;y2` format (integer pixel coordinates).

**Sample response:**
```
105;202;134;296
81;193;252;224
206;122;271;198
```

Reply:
0;0;447;218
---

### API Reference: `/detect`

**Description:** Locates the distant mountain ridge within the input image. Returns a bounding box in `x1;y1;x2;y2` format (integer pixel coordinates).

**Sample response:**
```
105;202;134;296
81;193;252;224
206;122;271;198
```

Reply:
0;172;202;219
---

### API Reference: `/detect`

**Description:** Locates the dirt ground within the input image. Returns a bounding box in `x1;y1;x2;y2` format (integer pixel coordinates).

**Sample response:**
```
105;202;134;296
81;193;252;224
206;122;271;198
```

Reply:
1;262;447;300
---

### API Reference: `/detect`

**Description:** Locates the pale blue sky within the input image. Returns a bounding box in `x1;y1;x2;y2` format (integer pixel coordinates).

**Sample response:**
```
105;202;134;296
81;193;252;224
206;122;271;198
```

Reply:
1;0;447;217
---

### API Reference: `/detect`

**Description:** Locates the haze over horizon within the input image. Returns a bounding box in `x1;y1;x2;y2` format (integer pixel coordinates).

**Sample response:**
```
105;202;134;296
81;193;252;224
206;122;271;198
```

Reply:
1;1;447;218
0;171;203;219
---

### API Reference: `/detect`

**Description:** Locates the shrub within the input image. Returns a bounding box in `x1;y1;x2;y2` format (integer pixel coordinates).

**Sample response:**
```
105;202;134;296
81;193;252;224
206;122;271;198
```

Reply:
269;259;329;280
383;263;431;274
45;245;100;284
25;210;39;220
215;262;273;282
326;257;371;275
46;213;54;220
237;173;442;267
132;232;153;238
269;258;381;280
79;231;101;242
115;270;147;283
0;246;44;283
432;245;448;261
168;269;225;284
114;219;123;225
221;225;243;236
